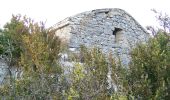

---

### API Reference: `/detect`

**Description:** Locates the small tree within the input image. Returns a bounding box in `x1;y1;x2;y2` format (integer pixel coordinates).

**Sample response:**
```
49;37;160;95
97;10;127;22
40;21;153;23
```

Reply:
128;10;170;99
0;15;64;99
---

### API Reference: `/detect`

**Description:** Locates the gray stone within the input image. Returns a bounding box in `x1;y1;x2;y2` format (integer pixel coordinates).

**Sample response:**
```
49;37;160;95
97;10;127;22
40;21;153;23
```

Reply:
52;8;150;66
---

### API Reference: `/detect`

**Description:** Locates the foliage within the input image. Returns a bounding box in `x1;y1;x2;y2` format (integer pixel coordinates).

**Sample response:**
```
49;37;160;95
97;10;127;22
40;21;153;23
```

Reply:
67;46;109;99
2;15;28;66
128;33;170;99
0;15;64;99
127;10;170;100
66;46;126;100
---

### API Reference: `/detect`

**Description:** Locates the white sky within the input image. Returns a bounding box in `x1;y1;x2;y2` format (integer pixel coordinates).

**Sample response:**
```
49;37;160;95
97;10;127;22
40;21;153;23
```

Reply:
0;0;170;29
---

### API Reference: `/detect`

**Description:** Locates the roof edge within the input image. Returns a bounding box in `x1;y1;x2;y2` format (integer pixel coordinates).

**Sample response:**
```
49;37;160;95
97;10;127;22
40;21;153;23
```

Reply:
51;8;149;34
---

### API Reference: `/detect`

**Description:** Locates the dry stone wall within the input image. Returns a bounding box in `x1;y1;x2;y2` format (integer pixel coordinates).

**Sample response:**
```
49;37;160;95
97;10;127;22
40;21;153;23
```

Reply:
53;8;150;66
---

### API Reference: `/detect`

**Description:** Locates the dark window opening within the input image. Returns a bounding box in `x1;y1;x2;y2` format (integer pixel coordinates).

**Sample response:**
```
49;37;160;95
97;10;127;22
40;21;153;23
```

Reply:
112;28;122;36
105;11;109;14
112;27;123;42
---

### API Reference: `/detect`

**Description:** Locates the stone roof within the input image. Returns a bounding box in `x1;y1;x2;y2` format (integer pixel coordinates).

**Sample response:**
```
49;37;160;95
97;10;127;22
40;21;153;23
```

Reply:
51;8;148;34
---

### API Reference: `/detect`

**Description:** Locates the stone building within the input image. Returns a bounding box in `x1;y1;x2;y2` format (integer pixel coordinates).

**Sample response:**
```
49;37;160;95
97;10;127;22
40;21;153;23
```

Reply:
52;8;150;66
0;8;150;84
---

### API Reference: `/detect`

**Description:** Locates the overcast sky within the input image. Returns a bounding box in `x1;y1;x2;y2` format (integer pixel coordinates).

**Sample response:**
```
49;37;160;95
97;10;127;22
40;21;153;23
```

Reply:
0;0;170;29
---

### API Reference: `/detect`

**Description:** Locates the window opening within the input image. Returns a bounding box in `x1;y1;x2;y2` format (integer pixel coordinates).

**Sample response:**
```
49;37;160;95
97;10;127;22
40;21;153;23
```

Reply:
112;27;123;42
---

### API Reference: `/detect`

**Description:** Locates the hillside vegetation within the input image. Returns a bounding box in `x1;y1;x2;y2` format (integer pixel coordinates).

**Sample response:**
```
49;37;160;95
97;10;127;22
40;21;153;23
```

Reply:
0;12;169;100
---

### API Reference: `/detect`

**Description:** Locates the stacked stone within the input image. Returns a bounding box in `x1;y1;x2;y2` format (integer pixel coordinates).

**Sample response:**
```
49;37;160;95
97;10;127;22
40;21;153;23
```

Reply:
54;8;150;66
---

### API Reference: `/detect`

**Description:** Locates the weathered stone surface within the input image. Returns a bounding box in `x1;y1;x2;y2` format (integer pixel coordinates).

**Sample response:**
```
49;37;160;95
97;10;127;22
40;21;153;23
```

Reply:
52;8;150;66
0;58;22;84
0;59;7;84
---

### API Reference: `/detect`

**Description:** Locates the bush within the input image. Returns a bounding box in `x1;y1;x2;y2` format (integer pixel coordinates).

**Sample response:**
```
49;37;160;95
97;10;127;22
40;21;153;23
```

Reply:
128;33;170;99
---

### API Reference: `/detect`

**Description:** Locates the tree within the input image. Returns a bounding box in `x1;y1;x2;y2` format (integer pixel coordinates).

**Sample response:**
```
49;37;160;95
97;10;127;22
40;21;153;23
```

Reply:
128;10;170;99
0;15;64;99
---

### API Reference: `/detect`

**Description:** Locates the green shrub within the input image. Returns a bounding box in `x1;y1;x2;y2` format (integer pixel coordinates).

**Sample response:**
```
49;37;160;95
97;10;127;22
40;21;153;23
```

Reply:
128;33;170;99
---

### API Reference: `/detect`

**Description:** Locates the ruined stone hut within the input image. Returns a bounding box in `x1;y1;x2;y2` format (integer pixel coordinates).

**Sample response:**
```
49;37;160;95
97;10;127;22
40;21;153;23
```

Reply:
52;8;150;65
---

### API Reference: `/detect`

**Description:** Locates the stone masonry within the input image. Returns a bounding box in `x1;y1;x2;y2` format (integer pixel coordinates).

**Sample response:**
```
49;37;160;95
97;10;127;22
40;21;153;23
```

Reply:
52;8;150;66
0;8;150;86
